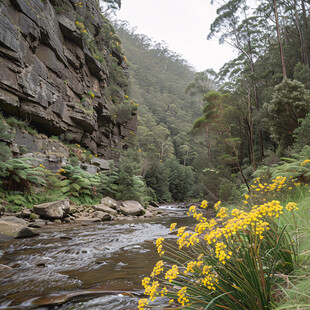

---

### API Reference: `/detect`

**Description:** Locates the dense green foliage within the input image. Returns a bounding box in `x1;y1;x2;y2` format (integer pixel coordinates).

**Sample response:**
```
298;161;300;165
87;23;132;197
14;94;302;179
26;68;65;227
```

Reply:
114;23;219;202
176;0;310;203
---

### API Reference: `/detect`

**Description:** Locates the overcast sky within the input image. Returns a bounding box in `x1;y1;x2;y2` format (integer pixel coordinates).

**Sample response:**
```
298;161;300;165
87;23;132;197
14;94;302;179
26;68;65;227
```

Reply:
114;0;237;72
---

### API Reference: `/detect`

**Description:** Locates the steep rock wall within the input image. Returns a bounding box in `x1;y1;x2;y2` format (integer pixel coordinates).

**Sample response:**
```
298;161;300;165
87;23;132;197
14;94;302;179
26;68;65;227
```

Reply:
0;0;137;159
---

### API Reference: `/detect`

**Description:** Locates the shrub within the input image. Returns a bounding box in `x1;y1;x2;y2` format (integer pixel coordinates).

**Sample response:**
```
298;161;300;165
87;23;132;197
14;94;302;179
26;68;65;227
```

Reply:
5;116;37;135
139;197;298;310
253;146;310;186
112;99;137;123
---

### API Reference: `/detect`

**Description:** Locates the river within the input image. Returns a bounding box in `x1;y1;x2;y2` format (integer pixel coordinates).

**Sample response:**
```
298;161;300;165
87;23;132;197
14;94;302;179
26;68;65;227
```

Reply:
0;204;194;309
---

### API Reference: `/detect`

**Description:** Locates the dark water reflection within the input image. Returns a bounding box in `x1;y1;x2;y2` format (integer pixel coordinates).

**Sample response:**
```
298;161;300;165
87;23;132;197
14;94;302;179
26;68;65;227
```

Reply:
0;204;194;309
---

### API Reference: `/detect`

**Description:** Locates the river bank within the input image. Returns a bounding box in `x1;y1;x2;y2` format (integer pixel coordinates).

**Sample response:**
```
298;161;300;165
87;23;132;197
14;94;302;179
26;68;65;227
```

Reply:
0;197;185;241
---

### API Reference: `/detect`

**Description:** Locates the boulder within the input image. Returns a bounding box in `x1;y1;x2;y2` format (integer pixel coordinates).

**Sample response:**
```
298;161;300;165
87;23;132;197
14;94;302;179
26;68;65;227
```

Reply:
100;197;119;210
119;200;144;216
144;210;153;218
33;199;70;219
21;208;32;218
92;204;118;216
0;216;39;239
91;211;111;221
90;158;112;170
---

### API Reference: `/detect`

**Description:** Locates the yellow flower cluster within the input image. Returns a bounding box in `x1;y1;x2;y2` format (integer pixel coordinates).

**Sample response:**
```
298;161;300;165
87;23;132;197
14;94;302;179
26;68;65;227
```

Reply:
142;277;150;288
170;222;177;231
156;237;165;256
57;168;66;175
187;199;298;264
251;176;287;193
160;287;168;297
177;287;189;306
144;280;159;301
138;298;148;310
177;231;190;248
285;202;299;211
214;200;221;210
184;260;203;275
215;242;232;264
177;226;186;236
140;194;299;309
75;21;87;33
216;207;229;219
75;1;83;7
151;260;164;277
201;264;218;290
301;159;310;166
165;265;179;282
200;200;208;208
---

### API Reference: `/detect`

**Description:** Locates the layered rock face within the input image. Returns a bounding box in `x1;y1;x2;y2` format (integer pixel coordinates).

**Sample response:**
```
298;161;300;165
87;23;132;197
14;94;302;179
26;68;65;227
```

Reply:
0;0;137;159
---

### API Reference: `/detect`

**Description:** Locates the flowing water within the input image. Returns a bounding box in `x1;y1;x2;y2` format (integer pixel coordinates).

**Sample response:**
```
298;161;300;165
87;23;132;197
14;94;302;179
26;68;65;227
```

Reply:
0;205;194;309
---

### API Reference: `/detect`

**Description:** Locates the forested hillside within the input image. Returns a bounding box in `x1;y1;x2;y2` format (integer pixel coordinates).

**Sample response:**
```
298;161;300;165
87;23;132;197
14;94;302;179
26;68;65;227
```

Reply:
115;23;214;202
114;0;310;205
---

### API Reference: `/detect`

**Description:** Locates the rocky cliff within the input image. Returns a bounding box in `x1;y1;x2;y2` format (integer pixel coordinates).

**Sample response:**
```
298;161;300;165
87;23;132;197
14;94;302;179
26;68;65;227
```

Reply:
0;0;137;159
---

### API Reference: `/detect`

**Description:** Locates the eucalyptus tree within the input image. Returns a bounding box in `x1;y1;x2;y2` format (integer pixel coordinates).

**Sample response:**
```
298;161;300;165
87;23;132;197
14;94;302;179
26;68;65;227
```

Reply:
263;79;310;151
208;0;271;162
255;0;310;77
185;69;218;108
192;91;251;190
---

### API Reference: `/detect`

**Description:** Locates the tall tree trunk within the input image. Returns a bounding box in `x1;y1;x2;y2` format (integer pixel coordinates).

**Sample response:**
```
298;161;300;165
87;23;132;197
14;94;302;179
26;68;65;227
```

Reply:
247;39;264;162
204;127;213;167
259;131;264;161
301;0;308;29
294;0;308;65
273;0;287;78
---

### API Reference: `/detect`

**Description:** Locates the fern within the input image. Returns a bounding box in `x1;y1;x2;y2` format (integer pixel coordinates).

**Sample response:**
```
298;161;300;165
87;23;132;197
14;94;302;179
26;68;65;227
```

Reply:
254;146;310;183
0;158;46;192
59;165;101;205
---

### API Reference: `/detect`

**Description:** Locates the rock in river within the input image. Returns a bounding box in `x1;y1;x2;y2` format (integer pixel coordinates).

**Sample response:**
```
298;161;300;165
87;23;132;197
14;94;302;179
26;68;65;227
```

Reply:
33;199;70;219
100;197;119;210
0;216;39;239
119;200;145;216
92;204;118;216
92;211;111;221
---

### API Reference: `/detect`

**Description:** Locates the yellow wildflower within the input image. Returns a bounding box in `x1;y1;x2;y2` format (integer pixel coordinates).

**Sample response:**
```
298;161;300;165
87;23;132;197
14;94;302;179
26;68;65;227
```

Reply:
170;223;177;231
200;200;208;208
165;265;179;282
138;298;148;310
